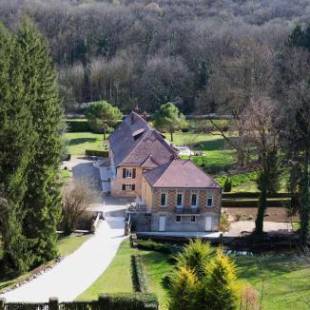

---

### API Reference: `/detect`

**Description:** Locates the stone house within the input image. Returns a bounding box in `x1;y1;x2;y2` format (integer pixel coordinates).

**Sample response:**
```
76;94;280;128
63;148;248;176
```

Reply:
109;111;221;232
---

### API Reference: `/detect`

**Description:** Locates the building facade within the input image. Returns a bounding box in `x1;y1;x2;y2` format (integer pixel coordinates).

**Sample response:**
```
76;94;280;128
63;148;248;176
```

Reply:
109;111;221;232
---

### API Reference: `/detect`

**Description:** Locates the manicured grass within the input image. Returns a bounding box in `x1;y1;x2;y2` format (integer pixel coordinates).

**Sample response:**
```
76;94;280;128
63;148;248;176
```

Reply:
236;255;310;310
75;237;310;310
78;239;134;300
166;132;237;173
0;233;90;292
57;233;91;257
63;132;107;155
141;252;172;310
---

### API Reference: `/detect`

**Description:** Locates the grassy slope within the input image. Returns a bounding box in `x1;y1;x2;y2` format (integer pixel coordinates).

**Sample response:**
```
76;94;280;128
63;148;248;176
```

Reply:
63;132;107;155
58;233;91;257
76;238;310;310
236;255;310;309
78;239;134;300
0;233;90;292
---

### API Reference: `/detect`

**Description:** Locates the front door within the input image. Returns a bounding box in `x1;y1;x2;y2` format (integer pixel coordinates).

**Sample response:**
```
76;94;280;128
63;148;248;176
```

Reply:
159;216;166;231
205;216;212;231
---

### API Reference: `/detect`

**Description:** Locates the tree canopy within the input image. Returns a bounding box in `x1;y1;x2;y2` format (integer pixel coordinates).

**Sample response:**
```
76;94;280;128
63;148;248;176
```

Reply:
153;103;187;141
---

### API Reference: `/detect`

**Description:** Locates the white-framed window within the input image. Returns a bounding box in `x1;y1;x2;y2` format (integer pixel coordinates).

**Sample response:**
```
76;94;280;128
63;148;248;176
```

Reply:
160;192;167;207
191;216;196;222
176;192;183;207
176;215;182;223
191;192;198;207
207;193;213;208
122;184;135;192
122;168;136;179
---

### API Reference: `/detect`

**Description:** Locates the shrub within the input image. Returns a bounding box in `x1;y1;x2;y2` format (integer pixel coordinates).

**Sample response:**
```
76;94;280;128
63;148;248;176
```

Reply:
98;293;158;310
85;149;109;157
223;177;232;192
220;212;230;232
66;119;90;132
168;240;238;310
136;239;181;255
131;255;148;293
239;285;260;310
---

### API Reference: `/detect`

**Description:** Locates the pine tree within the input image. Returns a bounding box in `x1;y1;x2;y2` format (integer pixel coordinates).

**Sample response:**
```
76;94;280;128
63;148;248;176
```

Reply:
0;24;35;273
17;19;63;265
168;267;198;310
205;249;238;310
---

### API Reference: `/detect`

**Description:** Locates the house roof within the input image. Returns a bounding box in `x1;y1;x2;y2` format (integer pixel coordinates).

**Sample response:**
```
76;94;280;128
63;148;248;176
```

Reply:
109;111;176;167
143;159;220;189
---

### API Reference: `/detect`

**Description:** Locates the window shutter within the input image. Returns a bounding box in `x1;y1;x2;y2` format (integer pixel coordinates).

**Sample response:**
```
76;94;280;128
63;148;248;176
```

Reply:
133;168;136;179
132;184;135;191
123;168;126;178
122;184;125;191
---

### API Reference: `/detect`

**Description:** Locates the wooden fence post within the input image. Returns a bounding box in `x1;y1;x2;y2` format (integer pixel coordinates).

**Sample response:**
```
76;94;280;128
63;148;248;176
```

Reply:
0;298;6;310
49;297;59;310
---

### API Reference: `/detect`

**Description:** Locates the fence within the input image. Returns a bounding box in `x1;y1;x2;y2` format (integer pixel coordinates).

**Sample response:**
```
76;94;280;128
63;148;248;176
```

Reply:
0;293;158;310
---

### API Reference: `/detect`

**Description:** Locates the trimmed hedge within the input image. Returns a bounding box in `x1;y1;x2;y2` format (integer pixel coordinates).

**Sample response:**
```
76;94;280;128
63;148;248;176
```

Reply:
136;239;181;255
131;255;148;293
222;198;290;208
85;149;109;157
66;119;90;132
1;293;159;310
98;293;158;310
223;192;291;199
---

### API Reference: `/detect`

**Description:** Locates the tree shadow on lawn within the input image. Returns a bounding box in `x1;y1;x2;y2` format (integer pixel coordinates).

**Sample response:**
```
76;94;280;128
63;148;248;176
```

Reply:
235;255;310;281
67;138;97;145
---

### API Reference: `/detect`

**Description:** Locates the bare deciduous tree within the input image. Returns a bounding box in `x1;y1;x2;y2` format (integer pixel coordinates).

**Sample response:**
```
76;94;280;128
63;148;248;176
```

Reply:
61;179;99;235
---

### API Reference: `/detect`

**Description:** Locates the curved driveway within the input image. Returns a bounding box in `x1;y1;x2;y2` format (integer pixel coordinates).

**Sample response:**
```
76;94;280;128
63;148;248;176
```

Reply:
1;217;126;302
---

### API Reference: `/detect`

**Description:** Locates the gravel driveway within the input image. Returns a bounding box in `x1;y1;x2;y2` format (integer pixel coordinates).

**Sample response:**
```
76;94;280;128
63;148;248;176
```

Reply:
1;217;126;302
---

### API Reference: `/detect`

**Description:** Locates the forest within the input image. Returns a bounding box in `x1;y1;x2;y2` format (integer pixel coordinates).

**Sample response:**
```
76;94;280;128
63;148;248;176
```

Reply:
1;0;310;113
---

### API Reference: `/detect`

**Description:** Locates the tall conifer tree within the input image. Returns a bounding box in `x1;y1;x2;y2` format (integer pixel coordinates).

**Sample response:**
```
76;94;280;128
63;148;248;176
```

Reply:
17;19;63;265
0;24;35;273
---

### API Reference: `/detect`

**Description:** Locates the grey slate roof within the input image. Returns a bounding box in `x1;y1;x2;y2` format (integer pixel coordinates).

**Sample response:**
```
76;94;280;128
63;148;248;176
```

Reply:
109;111;176;167
143;159;220;188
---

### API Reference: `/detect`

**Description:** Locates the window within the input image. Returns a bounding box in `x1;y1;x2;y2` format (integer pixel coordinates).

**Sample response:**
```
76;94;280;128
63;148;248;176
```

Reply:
177;193;183;207
122;184;135;191
191;216;196;222
160;193;167;207
191;193;198;207
122;168;136;179
207;194;213;207
176;216;182;222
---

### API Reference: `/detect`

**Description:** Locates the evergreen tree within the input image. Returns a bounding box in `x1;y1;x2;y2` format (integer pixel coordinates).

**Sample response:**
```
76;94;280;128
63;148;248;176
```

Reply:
0;24;35;273
205;249;238;310
153;102;188;141
86;100;122;138
17;19;63;265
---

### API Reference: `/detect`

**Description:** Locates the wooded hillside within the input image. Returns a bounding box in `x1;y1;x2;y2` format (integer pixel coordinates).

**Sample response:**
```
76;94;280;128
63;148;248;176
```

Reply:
1;0;310;112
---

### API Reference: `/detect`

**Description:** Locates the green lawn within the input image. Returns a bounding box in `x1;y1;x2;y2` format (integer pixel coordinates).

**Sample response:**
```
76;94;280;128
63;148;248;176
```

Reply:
78;239;135;300
63;132;107;155
76;238;310;310
236;255;310;309
0;233;90;292
57;233;91;257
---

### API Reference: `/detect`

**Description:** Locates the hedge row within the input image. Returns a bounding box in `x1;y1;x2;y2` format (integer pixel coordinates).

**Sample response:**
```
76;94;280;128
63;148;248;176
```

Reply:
1;294;158;310
97;293;158;310
222;199;291;208
135;239;181;255
222;192;291;199
131;255;148;293
66;119;90;132
85;149;109;157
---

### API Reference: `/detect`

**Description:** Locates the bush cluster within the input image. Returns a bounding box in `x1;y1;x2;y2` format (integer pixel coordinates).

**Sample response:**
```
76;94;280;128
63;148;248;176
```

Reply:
131;255;148;293
136;239;181;255
66;119;90;132
85;149;109;157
